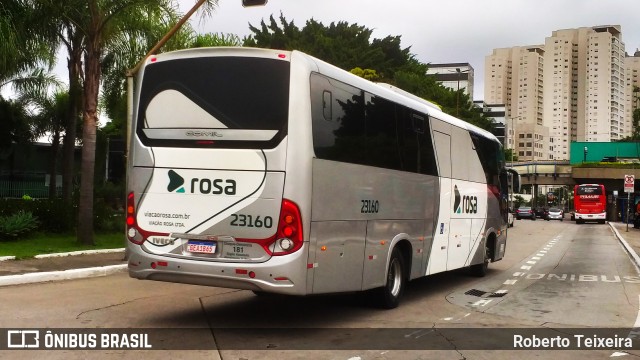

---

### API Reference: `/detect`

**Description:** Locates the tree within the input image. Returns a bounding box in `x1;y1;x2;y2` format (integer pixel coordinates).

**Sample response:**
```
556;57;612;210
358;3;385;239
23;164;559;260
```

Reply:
244;14;494;130
11;69;66;198
23;0;216;245
0;96;33;151
245;14;415;82
504;148;518;163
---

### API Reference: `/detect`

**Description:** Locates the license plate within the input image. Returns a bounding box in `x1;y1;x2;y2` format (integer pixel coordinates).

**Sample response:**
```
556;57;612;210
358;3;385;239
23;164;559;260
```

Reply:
187;241;216;254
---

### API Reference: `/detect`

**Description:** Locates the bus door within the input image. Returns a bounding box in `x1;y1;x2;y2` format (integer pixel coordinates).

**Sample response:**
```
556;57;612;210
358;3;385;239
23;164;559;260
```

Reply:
428;130;451;275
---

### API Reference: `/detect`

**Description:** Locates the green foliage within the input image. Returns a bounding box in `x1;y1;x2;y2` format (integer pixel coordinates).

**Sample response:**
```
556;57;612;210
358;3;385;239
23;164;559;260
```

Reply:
191;32;242;47
513;195;526;209
244;14;415;82
0;199;76;233
0;96;35;151
573;161;640;168
0;211;39;239
350;67;379;81
504;148;518;162
94;198;124;233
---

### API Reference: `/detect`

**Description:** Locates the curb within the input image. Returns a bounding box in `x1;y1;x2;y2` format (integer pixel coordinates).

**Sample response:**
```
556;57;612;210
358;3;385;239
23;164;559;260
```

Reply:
609;222;640;271
34;248;125;259
0;264;128;287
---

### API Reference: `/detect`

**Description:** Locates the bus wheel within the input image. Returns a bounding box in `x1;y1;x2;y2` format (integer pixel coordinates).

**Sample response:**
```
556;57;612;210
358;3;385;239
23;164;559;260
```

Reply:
470;241;491;277
376;247;406;309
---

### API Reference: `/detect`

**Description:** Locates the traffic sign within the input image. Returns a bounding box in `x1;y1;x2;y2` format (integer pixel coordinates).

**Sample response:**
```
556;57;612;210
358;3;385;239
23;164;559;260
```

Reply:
625;174;635;193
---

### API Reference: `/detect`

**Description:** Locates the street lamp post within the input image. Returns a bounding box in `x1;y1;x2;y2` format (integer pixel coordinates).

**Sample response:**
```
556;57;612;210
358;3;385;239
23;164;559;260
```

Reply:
456;68;461;117
583;146;588;163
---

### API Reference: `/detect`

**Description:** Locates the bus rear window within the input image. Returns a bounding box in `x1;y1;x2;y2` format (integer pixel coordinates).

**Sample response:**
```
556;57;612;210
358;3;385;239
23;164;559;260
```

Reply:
137;56;290;148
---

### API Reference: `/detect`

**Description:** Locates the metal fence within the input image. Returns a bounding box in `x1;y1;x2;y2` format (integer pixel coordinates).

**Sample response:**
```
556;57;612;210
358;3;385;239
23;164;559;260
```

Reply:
0;180;61;199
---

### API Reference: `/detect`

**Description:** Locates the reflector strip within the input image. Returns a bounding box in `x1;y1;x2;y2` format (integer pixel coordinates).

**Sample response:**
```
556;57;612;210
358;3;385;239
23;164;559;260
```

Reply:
236;269;248;275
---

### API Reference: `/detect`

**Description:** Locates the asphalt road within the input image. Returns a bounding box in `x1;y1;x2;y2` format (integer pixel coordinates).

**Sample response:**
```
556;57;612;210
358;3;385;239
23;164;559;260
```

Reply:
2;219;640;359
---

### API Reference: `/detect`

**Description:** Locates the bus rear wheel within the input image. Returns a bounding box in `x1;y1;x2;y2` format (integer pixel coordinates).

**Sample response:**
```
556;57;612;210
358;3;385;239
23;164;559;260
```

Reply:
375;247;406;309
470;240;491;277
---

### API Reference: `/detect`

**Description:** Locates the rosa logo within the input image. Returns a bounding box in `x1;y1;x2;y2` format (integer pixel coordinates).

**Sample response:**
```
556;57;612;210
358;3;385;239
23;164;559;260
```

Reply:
453;185;478;214
453;185;461;213
167;170;185;193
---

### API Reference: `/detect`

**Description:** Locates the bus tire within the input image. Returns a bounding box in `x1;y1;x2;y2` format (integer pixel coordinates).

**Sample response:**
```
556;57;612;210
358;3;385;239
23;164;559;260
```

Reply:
376;247;406;309
470;240;491;277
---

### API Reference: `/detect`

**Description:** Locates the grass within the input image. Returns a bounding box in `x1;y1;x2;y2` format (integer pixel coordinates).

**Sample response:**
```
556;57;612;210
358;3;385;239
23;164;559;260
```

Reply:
0;232;125;259
573;161;640;168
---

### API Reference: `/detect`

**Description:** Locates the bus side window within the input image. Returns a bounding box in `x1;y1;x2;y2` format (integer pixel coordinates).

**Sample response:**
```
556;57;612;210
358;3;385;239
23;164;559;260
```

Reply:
323;91;332;121
412;114;425;134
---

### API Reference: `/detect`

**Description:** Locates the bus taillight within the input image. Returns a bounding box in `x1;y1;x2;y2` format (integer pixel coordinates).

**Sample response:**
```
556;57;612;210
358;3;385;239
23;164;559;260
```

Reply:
126;192;169;245
272;199;303;255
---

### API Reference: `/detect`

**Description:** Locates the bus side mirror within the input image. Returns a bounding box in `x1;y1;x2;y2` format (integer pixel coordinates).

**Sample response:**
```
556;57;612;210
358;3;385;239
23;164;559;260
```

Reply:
507;168;521;193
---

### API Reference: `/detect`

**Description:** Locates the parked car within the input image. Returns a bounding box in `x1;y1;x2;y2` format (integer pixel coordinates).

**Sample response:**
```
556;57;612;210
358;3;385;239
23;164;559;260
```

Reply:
534;207;548;218
516;206;536;220
545;207;564;221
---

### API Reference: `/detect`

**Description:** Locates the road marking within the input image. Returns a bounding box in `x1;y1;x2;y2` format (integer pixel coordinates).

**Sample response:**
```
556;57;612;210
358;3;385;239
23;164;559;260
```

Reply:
513;272;525;277
536;253;545;256
532;256;541;260
494;290;508;294
520;265;532;270
610;352;628;357
503;279;517;285
472;299;493;307
611;295;640;357
404;329;434;338
526;261;536;265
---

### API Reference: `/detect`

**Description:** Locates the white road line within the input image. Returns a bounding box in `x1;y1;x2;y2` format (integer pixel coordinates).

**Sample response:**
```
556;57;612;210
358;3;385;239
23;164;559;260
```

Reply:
503;279;517;285
536;253;545;256
532;256;541;260
521;265;532;270
513;272;525;277
472;299;493;307
526;261;536;265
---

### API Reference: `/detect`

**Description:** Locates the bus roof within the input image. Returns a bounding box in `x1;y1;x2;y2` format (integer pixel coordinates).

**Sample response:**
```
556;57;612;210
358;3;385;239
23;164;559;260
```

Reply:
142;47;500;144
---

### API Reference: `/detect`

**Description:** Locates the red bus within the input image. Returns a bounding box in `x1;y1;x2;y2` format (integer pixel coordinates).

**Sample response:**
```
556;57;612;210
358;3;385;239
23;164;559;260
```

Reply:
573;184;606;224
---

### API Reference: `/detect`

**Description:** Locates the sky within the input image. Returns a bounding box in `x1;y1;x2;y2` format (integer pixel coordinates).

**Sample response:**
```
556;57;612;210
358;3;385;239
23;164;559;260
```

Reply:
4;0;640;103
177;0;640;100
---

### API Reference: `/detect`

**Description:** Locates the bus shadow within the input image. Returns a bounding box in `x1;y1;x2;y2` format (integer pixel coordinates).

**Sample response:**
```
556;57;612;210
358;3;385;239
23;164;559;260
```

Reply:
147;267;496;329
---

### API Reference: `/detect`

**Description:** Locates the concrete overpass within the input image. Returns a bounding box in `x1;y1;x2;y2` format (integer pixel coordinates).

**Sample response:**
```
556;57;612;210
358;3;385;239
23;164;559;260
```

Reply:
509;161;640;220
510;161;640;191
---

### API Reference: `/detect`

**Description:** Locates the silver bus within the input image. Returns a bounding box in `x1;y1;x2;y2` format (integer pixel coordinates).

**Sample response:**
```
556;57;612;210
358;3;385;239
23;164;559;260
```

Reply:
126;47;519;308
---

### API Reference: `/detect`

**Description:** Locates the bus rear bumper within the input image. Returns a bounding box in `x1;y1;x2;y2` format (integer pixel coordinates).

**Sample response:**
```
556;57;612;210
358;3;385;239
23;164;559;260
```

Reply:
126;244;309;295
574;212;606;221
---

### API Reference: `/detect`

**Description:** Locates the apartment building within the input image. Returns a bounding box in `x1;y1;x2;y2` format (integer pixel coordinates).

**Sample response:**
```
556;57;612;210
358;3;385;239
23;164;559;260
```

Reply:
485;25;628;161
626;50;640;128
484;45;546;161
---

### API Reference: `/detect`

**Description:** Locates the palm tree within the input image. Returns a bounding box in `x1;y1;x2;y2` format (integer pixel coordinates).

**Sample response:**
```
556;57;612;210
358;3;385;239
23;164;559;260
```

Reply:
75;0;218;245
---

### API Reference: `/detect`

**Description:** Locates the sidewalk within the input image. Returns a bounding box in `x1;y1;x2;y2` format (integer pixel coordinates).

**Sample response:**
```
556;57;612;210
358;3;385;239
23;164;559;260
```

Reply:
0;249;127;287
2;222;640;287
609;221;640;267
